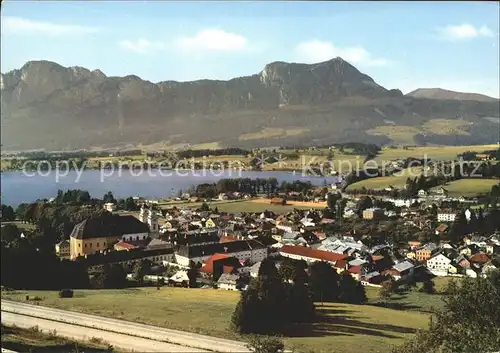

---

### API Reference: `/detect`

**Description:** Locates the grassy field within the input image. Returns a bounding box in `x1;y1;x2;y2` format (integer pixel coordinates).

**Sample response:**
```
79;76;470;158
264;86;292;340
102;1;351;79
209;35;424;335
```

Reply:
1;324;116;353
430;179;499;197
2;288;430;353
239;128;309;141
367;120;472;145
375;144;498;162
346;166;425;191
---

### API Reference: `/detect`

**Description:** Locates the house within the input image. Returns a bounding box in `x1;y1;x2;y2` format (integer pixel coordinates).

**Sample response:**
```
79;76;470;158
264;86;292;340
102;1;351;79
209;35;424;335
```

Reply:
434;187;448;196
384;261;415;280
169;270;189;287
418;189;428;197
362;208;385;220
476;153;491;161
69;215;151;259
279;245;348;266
415;243;438;262
200;253;242;281
203;218;217;228
435;224;449;236
55;240;70;258
217;273;241;291
426;253;452;276
103;203;116;212
174;239;269;266
437;211;456;222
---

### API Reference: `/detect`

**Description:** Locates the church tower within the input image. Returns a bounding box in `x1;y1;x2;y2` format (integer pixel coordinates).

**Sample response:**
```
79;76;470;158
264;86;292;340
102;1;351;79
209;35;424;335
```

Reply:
148;208;158;233
139;204;148;223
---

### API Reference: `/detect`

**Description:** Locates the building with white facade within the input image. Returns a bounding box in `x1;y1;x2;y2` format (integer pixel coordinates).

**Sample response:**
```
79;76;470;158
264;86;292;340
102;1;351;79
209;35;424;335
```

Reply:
437;211;456;223
426;253;452;276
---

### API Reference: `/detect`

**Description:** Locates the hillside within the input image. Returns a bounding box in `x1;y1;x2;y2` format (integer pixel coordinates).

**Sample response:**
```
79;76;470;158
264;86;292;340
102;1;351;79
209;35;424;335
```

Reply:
406;88;498;102
1;58;499;151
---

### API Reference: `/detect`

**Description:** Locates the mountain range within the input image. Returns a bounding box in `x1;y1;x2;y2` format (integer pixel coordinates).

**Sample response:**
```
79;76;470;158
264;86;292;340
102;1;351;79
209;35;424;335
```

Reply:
1;58;499;151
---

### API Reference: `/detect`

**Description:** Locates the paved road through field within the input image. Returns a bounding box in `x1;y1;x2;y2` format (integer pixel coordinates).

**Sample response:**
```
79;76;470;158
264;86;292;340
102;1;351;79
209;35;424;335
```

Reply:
1;300;250;352
2;311;207;352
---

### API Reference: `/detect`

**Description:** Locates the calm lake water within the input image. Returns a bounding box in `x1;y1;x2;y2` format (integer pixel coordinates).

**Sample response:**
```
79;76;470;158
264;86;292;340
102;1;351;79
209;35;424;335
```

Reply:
1;170;341;207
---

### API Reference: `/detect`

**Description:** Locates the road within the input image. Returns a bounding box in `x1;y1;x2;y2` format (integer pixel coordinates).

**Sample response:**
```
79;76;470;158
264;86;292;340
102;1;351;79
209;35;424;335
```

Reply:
2;311;205;352
1;300;250;352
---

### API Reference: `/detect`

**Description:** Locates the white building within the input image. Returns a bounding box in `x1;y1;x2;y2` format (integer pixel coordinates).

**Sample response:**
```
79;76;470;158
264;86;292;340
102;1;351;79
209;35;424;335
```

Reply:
426;253;451;276
103;203;116;212
217;273;240;291
437;212;456;222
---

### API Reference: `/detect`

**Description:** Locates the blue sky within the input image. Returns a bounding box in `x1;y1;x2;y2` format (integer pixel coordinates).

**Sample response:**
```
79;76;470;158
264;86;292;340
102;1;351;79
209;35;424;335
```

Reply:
1;1;499;97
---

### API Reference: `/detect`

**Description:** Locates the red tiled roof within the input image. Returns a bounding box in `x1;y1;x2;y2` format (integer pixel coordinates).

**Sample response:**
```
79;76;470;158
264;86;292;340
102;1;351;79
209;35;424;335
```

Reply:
220;236;238;243
200;253;230;273
279;245;348;263
435;224;449;233
334;259;348;269
114;241;136;250
348;266;361;274
469;253;490;264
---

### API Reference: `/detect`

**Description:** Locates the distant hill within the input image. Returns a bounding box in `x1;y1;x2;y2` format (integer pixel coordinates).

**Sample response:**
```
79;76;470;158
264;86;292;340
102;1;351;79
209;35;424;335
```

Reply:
406;88;498;102
1;59;499;151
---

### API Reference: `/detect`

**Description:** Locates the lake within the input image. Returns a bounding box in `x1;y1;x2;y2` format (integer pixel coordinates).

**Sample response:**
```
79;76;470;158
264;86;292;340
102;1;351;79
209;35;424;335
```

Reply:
1;170;341;206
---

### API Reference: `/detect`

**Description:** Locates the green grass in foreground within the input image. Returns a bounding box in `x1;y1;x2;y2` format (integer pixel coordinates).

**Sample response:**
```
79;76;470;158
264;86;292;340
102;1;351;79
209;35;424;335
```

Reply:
2;287;429;353
1;324;116;353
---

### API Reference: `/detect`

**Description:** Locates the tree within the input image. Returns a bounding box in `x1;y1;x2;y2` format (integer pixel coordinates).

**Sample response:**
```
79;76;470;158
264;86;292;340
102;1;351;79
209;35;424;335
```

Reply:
92;264;127;289
309;261;340;303
133;259;152;285
15;203;28;223
379;279;395;300
338;271;367;304
103;191;116;204
200;202;210;212
246;335;285;353
421;279;435;294
393;271;500;353
448;210;468;243
356;196;373;215
326;193;340;210
1;204;16;221
231;285;262;333
187;261;199;288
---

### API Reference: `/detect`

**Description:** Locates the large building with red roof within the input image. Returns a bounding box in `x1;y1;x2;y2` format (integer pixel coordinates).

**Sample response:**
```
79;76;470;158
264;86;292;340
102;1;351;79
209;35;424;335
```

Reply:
279;245;348;265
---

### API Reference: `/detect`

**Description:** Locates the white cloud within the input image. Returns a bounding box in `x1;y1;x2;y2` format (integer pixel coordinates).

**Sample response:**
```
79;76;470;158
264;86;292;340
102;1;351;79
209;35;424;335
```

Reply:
173;29;249;54
1;16;99;36
437;24;494;41
119;39;166;54
294;40;389;67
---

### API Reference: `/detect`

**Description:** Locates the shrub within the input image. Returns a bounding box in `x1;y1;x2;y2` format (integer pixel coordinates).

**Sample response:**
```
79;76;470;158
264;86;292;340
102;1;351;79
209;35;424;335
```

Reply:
59;289;74;298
